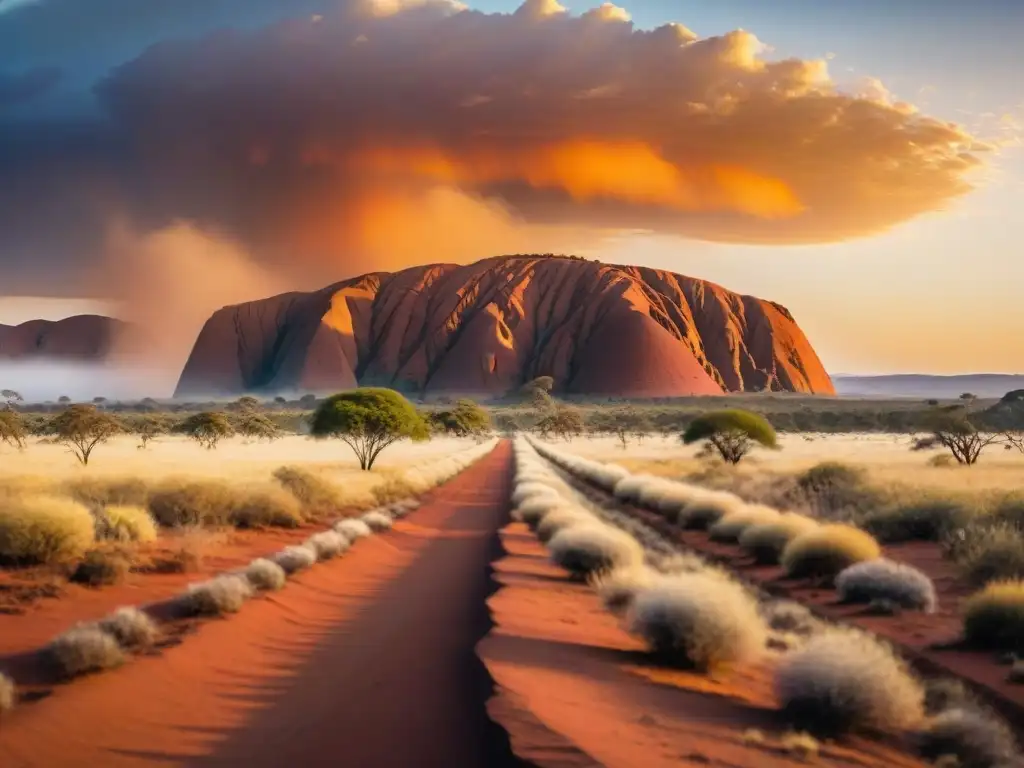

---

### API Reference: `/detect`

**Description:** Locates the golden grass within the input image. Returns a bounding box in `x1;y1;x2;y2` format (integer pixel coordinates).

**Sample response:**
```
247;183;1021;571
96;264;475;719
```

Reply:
962;580;1024;650
99;504;158;543
0;495;96;565
781;524;882;580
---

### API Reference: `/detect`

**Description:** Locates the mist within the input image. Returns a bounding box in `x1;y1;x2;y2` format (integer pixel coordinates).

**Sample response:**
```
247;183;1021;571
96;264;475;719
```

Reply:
0;360;176;403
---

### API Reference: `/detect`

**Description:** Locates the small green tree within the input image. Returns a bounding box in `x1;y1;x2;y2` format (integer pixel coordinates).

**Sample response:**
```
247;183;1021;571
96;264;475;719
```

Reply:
176;411;235;450
234;411;283;442
47;404;123;465
681;409;777;464
0;409;27;450
429;399;491;437
309;388;429;470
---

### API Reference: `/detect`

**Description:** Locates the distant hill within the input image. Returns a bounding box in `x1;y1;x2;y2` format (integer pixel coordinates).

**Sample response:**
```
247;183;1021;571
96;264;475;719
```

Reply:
833;374;1024;400
0;315;128;361
175;255;834;399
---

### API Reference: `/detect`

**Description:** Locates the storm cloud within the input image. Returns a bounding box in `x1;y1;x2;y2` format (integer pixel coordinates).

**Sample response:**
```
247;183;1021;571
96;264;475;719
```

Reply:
0;0;988;296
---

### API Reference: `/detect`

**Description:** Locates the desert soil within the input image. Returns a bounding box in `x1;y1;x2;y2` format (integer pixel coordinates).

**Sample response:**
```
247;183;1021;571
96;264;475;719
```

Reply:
0;442;525;768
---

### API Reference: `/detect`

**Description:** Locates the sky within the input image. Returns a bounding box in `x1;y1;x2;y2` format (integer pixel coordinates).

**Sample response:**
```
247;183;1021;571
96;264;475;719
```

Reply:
0;0;1021;376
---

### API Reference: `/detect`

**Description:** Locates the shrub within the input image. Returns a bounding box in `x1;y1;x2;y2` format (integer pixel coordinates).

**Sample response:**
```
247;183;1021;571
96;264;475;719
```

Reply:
626;571;767;671
864;498;974;543
709;504;781;543
245;558;287;590
70;548;131;587
271;545;318;575
774;629;924;735
923;677;979;716
917;707;1019;768
793;462;875;517
781;524;881;580
0;494;95;565
63;477;150;509
511;482;560;508
46;625;125;679
761;600;821;637
740;514;819;565
180;575;253;616
335;518;372;542
590;565;661;615
536;508;593;544
962;580;1024;651
678;491;746;530
97;504;158;543
835;558;937;612
0;672;14;713
273;466;346;518
147;480;235;527
681;409;777;464
306;530;348;560
954;523;1024;587
228;487;303;529
514;496;572;528
98;607;159;648
361;510;393;532
549;524;643;578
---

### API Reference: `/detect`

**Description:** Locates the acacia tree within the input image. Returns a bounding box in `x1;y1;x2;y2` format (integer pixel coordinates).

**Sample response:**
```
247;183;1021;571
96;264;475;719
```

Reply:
234;411;283;442
681;409;778;464
0;409;27;450
536;405;584;441
911;405;1002;466
47;404;123;465
1;389;22;406
126;414;172;449
176;411;235;450
310;388;429;470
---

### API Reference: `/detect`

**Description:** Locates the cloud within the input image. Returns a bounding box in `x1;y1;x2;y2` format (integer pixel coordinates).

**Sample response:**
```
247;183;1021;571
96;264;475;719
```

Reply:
0;0;988;296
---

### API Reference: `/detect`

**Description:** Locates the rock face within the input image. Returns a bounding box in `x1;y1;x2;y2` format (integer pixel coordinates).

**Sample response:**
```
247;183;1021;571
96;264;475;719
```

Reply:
175;256;835;398
0;315;126;361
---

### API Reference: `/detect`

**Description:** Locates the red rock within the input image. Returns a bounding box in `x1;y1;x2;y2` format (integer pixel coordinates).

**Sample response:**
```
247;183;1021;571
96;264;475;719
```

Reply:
0;315;125;361
174;256;834;398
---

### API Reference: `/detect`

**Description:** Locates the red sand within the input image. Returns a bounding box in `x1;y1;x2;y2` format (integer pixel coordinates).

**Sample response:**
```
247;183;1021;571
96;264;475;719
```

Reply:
0;442;524;768
479;524;927;768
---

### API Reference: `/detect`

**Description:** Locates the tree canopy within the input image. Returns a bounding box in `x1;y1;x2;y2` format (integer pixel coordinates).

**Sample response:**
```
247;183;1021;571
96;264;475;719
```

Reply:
911;404;1002;465
429;399;491;437
47;404;123;465
176;411;235;450
309;388;429;470
681;408;777;464
0;409;27;450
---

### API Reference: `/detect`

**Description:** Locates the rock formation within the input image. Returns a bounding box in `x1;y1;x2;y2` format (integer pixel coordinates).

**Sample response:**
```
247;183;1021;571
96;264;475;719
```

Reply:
0;315;126;361
175;256;835;398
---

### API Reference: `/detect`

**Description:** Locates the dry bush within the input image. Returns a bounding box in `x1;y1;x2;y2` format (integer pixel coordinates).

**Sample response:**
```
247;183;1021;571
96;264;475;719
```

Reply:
273;465;346;518
514;496;573;529
708;503;782;543
536;508;594;544
147;480;236;527
46;625;125;678
953;523;1024;587
335;518;372;542
96;504;158;543
791;461;879;518
98;606;159;648
864;496;975;544
244;558;287;590
228;486;303;529
651;551;713;575
62;476;151;510
371;476;416;506
180;574;253;616
70;548;131;587
0;495;96;566
962;580;1024;651
590;564;661;615
271;544;318;574
361;510;393;532
0;671;14;713
625;571;767;671
739;514;819;565
781;524;881;580
548;524;644;578
917;707;1019;768
761;600;822;638
306;530;348;561
774;628;924;735
836;558;937;612
923;677;980;716
678;490;747;530
511;481;561;508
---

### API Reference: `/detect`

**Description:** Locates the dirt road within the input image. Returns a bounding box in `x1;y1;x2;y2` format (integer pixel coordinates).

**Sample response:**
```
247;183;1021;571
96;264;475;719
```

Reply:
0;441;526;768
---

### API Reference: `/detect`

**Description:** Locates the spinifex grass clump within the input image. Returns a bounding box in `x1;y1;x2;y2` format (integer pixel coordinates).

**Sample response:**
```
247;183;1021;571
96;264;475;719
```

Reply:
548;524;644;579
740;514;819;565
836;558;938;612
709;504;781;543
961;580;1024;651
781;524;881;580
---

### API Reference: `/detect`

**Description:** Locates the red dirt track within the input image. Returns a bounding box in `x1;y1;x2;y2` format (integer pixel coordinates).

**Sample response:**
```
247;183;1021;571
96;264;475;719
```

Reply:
0;441;528;768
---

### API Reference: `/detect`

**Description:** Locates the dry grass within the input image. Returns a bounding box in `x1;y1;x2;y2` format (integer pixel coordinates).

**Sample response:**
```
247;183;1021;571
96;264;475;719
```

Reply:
835;558;938;612
0;495;95;565
361;510;393;532
70;548;132;587
589;564;661;615
244;558;287;590
678;490;747;530
306;530;348;561
334;518;372;542
962;580;1024;651
536;508;594;544
97;504;158;543
46;625;125;678
548;524;644;578
708;503;781;543
774;628;924;735
781;524;882;580
271;544;318;575
98;606;160;648
739;514;819;565
272;465;348;518
917;707;1019;768
180;574;253;616
625;570;767;671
